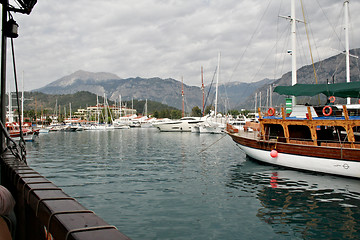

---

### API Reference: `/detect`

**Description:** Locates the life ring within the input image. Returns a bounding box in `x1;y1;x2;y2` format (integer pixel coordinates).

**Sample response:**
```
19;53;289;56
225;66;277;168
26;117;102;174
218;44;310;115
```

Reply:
329;96;336;103
267;107;275;116
322;106;332;116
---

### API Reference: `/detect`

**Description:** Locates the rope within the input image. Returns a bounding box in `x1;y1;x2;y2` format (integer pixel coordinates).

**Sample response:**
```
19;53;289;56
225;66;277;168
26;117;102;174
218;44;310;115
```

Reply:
203;66;217;116
10;37;27;163
198;134;227;154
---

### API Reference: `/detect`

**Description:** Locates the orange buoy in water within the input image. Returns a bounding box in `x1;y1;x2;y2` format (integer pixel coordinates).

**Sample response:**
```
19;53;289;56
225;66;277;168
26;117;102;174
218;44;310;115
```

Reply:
270;150;278;158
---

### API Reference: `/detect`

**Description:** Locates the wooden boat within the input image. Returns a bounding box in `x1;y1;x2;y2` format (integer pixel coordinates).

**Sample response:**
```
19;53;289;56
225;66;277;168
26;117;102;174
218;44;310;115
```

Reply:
226;104;360;178
227;0;360;178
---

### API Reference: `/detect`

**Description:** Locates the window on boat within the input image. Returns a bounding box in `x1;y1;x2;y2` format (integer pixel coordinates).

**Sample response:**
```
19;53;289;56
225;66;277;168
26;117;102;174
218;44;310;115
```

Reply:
288;125;312;141
317;126;348;143
352;126;360;142
264;124;285;142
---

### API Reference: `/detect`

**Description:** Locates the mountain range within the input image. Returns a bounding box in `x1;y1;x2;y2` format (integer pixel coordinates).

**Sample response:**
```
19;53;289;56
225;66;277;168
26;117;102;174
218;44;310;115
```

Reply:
33;48;360;112
34;70;273;112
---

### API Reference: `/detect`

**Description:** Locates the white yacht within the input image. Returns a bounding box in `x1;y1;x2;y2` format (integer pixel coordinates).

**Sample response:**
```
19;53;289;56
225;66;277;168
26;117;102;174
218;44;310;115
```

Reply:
153;117;203;132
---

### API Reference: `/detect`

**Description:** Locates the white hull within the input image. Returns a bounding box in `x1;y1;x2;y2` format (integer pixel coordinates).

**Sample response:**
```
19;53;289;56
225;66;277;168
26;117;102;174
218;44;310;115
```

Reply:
199;125;223;134
191;125;200;133
239;145;360;179
154;118;203;132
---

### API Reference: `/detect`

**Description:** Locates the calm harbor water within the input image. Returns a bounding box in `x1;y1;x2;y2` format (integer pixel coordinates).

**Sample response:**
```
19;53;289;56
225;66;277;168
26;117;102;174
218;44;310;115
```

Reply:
26;128;360;239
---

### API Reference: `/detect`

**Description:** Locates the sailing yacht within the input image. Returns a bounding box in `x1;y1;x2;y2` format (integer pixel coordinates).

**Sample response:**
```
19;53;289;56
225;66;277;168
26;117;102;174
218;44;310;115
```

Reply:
197;53;226;134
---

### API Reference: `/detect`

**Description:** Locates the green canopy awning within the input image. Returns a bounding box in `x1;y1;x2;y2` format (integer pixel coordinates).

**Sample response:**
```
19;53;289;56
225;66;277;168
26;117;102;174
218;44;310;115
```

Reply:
273;81;360;98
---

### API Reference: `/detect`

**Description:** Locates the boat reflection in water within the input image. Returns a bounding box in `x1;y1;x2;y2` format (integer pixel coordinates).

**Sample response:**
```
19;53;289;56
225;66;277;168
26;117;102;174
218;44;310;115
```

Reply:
227;159;360;239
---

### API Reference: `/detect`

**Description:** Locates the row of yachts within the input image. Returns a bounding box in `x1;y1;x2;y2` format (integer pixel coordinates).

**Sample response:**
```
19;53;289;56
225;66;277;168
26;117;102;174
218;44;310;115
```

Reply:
6;115;255;143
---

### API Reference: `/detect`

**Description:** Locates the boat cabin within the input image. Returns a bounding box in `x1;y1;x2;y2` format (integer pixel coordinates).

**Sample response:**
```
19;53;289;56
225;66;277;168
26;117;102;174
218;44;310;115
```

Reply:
259;105;360;149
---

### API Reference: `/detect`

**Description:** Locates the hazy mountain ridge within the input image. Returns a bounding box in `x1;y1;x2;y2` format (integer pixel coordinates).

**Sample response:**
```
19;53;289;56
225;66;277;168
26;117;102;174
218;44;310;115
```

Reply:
33;48;360;111
34;72;269;111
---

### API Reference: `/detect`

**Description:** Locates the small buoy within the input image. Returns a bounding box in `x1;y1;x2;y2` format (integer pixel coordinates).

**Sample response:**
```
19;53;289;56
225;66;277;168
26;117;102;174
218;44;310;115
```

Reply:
270;150;278;158
329;96;336;103
267;107;275;116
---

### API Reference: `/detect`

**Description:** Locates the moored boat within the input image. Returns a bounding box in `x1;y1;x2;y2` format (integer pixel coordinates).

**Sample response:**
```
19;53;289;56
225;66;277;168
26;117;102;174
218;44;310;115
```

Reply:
226;104;360;178
226;0;360;179
153;117;203;132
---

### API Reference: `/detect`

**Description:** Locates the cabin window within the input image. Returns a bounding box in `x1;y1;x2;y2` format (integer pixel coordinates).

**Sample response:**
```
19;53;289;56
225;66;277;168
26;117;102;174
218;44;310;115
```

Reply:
317;126;347;142
353;126;360;142
264;124;285;142
288;125;312;141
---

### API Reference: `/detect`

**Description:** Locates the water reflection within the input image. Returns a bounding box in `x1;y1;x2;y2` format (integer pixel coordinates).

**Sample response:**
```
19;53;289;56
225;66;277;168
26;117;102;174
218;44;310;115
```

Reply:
227;160;360;239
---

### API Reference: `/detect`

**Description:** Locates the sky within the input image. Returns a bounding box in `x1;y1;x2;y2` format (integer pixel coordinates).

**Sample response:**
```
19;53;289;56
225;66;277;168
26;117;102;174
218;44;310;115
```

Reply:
6;0;360;91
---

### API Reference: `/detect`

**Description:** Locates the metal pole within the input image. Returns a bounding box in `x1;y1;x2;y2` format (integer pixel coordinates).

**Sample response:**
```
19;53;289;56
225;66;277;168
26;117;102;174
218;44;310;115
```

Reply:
344;0;351;104
1;1;8;152
291;0;297;107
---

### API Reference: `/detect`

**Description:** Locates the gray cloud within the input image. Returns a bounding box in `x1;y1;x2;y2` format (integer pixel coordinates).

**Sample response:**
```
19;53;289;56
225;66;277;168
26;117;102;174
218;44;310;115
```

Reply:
9;0;360;91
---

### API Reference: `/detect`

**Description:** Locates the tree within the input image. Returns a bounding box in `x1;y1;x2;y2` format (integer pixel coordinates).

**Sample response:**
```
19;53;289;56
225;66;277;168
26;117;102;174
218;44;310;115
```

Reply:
204;105;213;115
191;106;202;117
170;110;182;119
228;109;240;118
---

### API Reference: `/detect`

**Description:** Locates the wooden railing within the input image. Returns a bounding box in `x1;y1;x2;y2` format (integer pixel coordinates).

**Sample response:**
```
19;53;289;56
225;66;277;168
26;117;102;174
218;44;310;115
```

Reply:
1;151;131;240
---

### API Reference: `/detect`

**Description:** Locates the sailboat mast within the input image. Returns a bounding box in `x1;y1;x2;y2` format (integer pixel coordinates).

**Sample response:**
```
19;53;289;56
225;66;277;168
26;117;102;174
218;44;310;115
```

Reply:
119;95;122;118
8;85;12;122
145;99;148;117
344;0;351;104
181;76;184;118
291;0;297;106
201;66;204;116
215;52;220;117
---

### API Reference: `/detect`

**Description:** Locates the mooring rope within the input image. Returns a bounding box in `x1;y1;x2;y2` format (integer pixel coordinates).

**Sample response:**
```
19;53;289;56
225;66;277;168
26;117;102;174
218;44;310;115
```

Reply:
198;134;227;154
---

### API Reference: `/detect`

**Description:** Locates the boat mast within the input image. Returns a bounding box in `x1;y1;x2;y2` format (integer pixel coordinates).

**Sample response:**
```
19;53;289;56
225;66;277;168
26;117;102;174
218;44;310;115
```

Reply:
96;95;99;124
291;0;297;106
201;66;204;116
70;103;72;123
344;0;351;104
181;76;184;118
215;52;220;117
119;95;122;118
145;99;148;117
254;92;257;115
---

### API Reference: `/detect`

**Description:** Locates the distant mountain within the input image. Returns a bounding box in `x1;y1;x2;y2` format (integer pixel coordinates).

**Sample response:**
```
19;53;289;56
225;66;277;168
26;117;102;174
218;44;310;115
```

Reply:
34;70;272;112
241;48;360;109
34;48;360;112
20;91;178;115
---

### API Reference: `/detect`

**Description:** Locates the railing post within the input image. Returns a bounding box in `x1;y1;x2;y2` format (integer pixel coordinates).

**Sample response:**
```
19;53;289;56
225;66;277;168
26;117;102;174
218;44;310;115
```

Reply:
0;1;8;155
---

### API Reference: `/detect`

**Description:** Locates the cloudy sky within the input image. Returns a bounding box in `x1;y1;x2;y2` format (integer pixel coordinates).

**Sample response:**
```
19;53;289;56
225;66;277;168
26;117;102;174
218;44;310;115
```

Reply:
8;0;360;90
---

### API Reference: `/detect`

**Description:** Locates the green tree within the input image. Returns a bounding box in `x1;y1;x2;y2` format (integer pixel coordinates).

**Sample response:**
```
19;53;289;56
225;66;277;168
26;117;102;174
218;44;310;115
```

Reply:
170;110;182;119
228;109;240;118
204;105;213;115
153;110;159;118
191;106;202;117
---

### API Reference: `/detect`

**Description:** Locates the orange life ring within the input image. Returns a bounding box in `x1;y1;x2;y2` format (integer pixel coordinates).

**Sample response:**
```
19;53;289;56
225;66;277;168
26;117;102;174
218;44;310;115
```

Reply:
322;106;332;116
329;96;336;103
267;107;275;116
